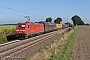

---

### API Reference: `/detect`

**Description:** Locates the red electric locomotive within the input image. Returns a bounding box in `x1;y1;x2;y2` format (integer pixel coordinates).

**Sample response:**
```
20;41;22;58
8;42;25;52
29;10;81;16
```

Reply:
16;21;44;38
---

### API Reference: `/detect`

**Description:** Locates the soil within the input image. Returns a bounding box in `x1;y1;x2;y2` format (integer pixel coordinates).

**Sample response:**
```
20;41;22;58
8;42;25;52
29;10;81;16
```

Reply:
71;26;90;60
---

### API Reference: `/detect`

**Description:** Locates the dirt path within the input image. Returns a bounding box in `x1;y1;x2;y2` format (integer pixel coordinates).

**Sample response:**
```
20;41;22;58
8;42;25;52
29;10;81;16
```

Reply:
71;26;90;60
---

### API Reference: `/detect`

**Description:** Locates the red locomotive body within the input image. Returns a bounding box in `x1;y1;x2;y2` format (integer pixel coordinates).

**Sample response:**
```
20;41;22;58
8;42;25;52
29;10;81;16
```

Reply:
16;21;44;38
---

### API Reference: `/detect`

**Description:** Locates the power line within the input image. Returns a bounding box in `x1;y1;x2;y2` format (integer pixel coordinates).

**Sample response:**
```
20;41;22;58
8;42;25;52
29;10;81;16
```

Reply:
0;5;45;18
0;5;33;15
14;0;47;17
0;11;45;20
0;11;23;16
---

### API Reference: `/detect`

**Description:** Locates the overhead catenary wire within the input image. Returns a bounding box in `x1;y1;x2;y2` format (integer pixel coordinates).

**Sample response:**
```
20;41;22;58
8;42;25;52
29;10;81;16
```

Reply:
0;11;23;17
0;5;45;18
0;11;45;20
14;0;47;17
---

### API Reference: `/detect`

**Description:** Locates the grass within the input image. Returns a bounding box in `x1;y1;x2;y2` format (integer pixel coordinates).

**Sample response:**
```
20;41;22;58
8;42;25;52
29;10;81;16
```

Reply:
0;25;16;33
48;28;77;60
22;58;29;60
0;25;16;43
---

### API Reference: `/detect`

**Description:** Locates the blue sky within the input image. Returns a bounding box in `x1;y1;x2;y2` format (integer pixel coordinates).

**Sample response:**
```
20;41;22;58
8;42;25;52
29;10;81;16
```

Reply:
0;0;90;24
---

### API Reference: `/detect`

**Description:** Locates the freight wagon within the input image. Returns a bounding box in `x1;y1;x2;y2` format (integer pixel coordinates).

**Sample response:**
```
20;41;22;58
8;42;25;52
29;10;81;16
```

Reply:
39;22;57;32
56;24;62;29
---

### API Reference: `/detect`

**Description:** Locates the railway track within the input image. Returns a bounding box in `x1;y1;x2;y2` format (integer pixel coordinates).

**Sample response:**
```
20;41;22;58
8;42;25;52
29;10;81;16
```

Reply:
0;40;20;47
0;28;69;60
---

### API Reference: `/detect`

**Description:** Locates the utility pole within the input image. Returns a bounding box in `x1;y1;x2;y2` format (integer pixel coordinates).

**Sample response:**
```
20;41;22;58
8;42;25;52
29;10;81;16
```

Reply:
66;18;68;23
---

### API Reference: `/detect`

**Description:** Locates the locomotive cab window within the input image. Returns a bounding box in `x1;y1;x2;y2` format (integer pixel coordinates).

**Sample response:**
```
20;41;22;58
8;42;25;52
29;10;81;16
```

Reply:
17;24;26;28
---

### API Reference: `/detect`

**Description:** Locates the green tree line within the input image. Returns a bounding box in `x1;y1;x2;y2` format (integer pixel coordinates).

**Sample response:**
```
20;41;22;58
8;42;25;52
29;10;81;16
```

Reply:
45;15;88;26
45;17;62;24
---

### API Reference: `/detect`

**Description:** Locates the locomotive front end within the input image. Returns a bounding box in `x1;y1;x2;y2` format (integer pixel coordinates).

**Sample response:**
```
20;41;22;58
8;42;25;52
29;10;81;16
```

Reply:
16;22;26;38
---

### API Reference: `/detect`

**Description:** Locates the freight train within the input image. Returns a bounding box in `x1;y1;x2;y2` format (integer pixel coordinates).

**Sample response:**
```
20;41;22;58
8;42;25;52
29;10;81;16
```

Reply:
16;21;69;39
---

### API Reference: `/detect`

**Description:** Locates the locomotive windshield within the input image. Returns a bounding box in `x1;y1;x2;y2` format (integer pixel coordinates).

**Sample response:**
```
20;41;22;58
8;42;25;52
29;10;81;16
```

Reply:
17;24;26;28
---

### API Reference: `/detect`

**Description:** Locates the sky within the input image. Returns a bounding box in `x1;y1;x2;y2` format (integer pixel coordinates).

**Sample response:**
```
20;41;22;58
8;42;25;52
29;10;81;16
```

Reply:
0;0;90;24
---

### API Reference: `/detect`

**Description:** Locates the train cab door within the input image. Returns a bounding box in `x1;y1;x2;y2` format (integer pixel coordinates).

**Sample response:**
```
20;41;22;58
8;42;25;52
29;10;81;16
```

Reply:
28;25;30;37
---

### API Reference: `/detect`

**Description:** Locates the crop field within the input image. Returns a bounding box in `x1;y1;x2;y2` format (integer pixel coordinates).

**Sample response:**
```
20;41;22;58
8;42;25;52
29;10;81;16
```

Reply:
71;26;90;60
0;25;16;43
0;25;16;32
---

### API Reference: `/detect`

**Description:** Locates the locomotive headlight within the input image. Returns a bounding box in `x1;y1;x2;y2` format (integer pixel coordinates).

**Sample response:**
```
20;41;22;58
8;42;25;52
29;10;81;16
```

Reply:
22;30;25;31
16;30;19;31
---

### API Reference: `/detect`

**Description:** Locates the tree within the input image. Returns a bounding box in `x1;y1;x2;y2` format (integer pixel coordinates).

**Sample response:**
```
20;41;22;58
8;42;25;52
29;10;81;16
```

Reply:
71;15;85;25
46;17;52;22
65;22;73;27
54;17;62;24
86;23;89;25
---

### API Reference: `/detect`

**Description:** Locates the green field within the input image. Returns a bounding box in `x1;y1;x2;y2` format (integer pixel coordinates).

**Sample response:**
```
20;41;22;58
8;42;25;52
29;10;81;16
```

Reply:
0;25;16;43
0;25;15;32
